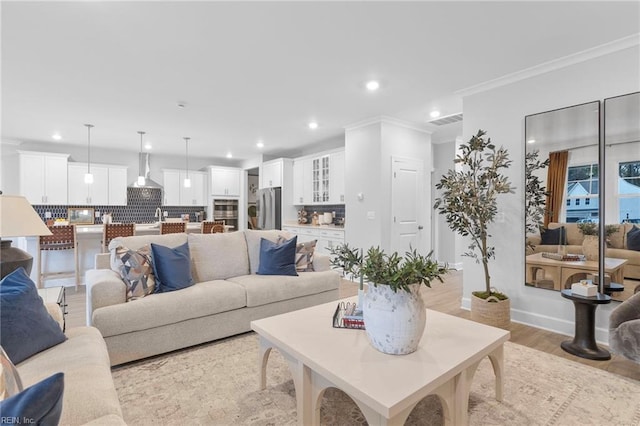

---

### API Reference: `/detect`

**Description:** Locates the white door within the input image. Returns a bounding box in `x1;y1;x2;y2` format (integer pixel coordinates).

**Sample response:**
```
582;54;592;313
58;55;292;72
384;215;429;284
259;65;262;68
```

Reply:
391;157;424;254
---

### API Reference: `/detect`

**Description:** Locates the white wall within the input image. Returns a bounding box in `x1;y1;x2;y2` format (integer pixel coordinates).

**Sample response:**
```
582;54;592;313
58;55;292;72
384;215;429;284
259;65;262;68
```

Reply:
345;122;383;249
432;140;462;267
345;119;432;253
462;45;640;343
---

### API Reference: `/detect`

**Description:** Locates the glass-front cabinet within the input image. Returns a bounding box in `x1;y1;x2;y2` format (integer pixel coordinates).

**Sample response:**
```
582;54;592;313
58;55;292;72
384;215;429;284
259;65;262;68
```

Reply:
312;155;330;203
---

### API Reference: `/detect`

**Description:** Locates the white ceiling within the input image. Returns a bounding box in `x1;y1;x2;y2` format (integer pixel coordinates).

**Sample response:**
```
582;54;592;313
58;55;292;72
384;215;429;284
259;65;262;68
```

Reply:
2;1;639;160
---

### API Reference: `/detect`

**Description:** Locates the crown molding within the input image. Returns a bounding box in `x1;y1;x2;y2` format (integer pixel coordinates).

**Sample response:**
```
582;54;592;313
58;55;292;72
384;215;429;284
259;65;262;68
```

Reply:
344;115;432;135
456;33;640;98
1;139;22;146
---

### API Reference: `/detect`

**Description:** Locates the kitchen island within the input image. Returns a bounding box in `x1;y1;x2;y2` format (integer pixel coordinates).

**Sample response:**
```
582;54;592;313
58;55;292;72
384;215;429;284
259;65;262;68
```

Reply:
18;222;232;289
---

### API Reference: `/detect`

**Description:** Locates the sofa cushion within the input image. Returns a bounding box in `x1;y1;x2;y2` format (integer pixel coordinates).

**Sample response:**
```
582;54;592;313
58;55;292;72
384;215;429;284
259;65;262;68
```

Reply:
227;271;339;308
188;232;250;282
541;226;567;245
244;229;293;274
1;346;23;400
627;226;640;251
0;268;67;364
16;327;123;426
93;280;247;337
113;245;156;300
258;236;298;276
151;242;194;293
0;372;64;425
109;233;188;271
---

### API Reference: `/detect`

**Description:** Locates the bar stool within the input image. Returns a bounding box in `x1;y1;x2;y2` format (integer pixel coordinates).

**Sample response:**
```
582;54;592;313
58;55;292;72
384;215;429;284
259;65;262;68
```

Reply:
38;225;79;291
160;222;187;234
102;223;136;252
201;220;225;234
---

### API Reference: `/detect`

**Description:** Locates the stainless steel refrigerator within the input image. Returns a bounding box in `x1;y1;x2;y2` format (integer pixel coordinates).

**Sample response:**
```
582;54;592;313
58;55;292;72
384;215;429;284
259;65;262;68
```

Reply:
256;187;282;230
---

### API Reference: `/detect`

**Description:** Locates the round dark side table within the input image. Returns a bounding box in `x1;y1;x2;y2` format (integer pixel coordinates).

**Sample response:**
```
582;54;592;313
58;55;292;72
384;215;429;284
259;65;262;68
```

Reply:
560;289;611;360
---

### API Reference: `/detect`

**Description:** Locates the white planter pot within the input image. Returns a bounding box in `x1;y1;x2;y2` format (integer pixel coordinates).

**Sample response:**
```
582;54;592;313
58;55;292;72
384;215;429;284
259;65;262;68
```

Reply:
582;235;599;261
362;283;426;355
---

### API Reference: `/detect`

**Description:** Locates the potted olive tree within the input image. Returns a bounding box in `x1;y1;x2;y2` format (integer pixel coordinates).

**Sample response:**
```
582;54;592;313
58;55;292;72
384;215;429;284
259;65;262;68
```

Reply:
330;244;447;355
525;150;549;252
434;129;514;329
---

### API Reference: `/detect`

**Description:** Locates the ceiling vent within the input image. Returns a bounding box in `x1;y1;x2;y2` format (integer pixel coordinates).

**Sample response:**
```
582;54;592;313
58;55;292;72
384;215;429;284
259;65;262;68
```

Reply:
428;113;463;126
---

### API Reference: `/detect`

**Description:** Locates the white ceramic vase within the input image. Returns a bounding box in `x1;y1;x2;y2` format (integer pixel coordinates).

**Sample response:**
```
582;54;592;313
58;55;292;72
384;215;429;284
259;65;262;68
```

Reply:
362;283;426;355
582;235;599;261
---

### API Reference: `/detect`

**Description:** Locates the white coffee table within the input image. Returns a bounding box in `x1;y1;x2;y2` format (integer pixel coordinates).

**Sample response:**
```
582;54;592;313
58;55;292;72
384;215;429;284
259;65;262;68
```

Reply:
251;298;510;426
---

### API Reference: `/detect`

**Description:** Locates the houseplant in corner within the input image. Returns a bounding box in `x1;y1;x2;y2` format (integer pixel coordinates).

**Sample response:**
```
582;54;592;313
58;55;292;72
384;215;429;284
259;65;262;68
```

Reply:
332;245;447;355
434;129;514;329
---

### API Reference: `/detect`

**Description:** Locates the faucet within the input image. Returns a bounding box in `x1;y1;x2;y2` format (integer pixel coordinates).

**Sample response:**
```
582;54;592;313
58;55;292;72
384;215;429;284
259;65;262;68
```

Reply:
155;207;163;222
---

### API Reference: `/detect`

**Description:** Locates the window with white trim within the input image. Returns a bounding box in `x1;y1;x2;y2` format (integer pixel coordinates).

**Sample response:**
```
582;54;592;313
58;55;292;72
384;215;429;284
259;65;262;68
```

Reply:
566;163;599;223
619;160;640;224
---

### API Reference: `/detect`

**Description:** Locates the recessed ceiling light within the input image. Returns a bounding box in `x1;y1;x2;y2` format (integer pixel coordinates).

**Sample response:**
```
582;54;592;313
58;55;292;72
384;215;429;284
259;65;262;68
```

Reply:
256;140;264;148
527;139;536;144
52;133;62;141
144;142;152;150
430;110;441;119
226;152;233;159
308;121;318;130
366;80;380;91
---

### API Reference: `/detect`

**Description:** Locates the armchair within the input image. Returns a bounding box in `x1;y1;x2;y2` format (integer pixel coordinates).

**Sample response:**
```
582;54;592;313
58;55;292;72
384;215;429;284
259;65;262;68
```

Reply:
609;290;640;363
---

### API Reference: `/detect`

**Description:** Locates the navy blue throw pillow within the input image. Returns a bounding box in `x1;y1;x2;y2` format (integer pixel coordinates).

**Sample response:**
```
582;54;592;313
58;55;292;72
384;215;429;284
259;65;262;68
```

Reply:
257;236;298;276
0;372;64;425
627;226;640;251
0;268;67;364
540;226;567;245
151;242;194;293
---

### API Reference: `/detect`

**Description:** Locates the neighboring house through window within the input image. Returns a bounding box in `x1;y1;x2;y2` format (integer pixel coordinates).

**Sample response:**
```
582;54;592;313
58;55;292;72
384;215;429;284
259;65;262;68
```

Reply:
565;163;599;222
619;160;640;223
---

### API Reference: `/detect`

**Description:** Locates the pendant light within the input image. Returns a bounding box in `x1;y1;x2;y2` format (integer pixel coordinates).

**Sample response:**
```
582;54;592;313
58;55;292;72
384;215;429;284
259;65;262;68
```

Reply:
84;124;94;184
183;137;191;188
137;131;146;186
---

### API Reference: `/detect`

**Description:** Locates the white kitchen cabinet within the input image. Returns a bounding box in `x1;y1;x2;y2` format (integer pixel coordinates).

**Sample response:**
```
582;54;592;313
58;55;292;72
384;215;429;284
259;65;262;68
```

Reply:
19;151;69;205
163;170;182;206
108;166;128;205
68;163;126;205
282;225;345;256
261;159;283;188
291;150;345;205
293;158;313;205
329;151;345;204
163;169;206;206
210;167;241;197
67;163;108;205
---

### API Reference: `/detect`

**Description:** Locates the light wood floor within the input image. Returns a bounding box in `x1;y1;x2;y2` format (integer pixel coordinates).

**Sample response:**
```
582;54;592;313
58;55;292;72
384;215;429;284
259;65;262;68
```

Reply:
64;270;639;380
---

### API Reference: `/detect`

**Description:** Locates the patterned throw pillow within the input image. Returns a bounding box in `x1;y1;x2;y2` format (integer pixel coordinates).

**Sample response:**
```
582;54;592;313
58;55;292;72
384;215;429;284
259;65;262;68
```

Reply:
295;240;316;272
113;245;156;300
278;236;316;272
0;346;23;401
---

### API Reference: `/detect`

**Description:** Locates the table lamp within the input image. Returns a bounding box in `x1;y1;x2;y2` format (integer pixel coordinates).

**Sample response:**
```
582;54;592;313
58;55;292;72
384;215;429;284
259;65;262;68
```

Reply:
0;193;52;279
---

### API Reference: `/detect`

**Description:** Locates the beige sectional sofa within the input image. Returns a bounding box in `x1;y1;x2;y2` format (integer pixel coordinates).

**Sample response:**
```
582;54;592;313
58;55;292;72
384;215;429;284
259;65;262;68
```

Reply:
528;222;640;282
16;319;125;425
86;229;340;366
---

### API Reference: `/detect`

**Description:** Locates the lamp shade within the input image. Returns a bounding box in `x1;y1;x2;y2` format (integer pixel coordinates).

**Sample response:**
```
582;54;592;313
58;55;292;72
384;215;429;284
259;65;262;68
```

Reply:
0;195;52;238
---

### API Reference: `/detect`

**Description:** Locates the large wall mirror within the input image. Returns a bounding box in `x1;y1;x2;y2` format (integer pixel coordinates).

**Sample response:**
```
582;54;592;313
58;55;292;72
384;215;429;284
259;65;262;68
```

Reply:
524;101;600;293
524;94;640;301
604;92;640;300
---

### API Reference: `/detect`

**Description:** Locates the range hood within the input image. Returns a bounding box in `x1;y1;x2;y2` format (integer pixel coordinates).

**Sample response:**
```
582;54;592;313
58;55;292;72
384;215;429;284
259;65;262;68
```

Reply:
129;153;163;188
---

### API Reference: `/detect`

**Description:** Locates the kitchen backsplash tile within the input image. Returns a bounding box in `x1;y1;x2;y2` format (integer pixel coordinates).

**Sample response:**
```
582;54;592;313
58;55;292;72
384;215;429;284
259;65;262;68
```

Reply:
299;204;345;223
33;188;206;224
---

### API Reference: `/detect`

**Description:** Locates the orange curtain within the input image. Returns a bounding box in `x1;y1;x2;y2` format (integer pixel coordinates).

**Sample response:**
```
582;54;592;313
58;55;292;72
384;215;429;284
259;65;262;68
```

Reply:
544;150;569;227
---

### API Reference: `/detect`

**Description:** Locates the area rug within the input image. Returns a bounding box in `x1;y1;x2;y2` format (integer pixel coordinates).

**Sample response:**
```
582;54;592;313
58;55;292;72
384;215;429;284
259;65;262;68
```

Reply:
112;333;640;425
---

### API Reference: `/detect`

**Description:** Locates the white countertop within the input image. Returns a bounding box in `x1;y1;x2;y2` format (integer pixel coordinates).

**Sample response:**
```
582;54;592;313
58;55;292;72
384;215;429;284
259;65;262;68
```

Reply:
283;222;345;230
74;222;222;235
